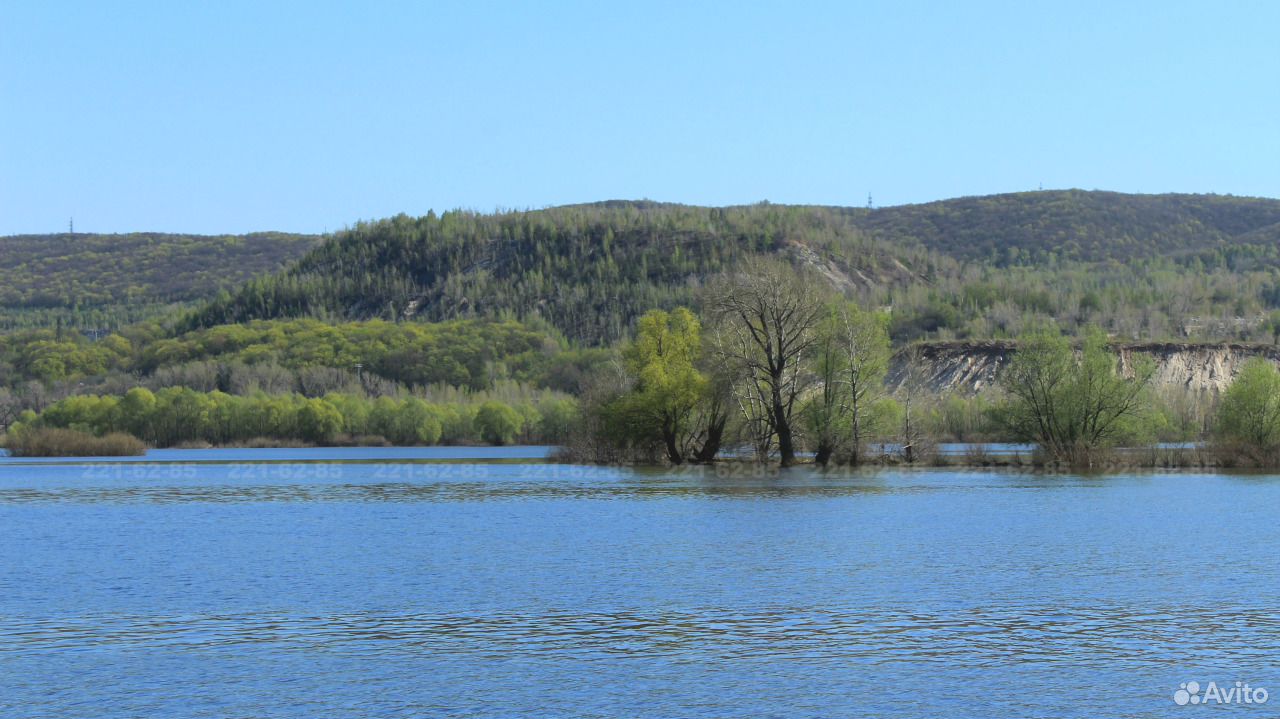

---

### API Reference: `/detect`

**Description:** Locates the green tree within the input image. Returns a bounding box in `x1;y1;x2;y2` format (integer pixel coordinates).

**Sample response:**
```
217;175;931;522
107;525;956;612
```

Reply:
396;398;443;445
296;398;344;443
996;326;1155;465
115;387;157;440
535;397;579;443
475;401;523;446
618;308;708;464
805;302;891;465
1214;358;1280;464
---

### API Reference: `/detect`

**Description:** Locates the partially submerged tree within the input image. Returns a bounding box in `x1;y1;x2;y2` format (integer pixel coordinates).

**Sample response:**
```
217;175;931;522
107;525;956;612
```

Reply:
706;259;827;466
995;326;1156;466
615;308;711;464
804;302;891;465
582;308;728;464
1214;358;1280;465
895;344;934;464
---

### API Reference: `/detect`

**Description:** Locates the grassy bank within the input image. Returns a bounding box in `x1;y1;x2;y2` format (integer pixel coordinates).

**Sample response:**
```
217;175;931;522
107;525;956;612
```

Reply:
4;428;146;457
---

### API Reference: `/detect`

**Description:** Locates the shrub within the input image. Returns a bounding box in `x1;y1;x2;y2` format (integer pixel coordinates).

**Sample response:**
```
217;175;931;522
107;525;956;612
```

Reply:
475;401;523;445
1214;358;1280;465
5;427;145;457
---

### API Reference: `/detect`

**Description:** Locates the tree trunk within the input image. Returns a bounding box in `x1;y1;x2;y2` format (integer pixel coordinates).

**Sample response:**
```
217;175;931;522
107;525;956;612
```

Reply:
693;414;726;463
663;428;683;465
814;441;833;467
848;414;862;466
774;394;796;466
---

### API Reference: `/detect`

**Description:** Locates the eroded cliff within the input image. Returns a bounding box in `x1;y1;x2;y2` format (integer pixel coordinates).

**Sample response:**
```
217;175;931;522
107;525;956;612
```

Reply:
892;341;1280;395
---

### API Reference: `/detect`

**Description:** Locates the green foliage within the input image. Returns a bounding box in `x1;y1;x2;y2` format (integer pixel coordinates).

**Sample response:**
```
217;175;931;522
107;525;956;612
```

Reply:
474;401;523;445
804;301;892;464
181;204;913;345
614;308;708;462
173;193;1280;350
994;326;1158;465
1214;358;1280;463
296;397;345;443
0;329;133;383
534;397;579;443
27;389;570;448
137;318;583;392
394;398;444;445
926;394;999;442
0;318;612;404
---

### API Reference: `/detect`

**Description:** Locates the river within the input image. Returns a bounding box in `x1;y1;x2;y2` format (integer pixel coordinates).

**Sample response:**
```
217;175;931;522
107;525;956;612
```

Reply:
0;448;1275;717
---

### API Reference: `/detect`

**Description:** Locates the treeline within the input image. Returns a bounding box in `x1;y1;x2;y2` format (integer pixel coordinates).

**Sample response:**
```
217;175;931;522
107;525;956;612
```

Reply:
13;386;577;448
12;259;1280;465
0;318;607;392
567;259;1217;468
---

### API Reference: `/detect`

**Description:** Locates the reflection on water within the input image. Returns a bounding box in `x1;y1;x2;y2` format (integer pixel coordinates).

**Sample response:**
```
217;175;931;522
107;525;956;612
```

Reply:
0;449;1277;718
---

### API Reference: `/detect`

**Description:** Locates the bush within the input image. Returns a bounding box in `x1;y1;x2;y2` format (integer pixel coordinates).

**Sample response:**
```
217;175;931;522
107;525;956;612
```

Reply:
5;427;145;457
24;385;574;448
994;326;1156;466
475;401;523;445
1214;358;1280;465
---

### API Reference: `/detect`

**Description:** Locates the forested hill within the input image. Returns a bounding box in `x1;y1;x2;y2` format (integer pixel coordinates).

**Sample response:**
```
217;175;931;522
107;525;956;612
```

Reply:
0;231;319;330
854;190;1280;264
180;191;1280;346
181;203;921;344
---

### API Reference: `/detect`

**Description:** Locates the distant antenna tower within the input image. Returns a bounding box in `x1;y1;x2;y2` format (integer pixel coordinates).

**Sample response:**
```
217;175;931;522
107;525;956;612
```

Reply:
69;217;74;235
867;193;874;210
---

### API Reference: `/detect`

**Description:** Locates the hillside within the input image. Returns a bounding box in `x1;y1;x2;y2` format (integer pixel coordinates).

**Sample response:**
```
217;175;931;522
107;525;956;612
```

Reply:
182;203;920;344
178;191;1280;346
0;231;320;330
854;190;1280;265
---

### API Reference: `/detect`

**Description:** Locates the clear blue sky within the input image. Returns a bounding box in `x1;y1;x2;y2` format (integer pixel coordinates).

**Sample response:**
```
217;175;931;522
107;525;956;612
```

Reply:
3;1;1278;235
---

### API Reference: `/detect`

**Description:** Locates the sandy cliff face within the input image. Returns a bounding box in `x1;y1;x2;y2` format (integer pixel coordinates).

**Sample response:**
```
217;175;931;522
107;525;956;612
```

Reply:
893;341;1280;395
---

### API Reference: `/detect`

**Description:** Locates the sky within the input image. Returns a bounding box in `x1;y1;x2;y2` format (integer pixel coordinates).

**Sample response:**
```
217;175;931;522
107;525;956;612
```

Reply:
2;0;1278;235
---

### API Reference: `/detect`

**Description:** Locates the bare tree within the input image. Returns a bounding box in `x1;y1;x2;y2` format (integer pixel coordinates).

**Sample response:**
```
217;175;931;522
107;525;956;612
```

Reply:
706;258;827;466
896;345;934;464
0;388;21;431
713;320;776;460
837;303;891;465
803;302;889;466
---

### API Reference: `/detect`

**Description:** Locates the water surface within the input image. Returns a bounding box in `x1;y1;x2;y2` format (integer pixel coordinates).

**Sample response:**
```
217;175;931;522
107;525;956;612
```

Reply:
0;448;1276;718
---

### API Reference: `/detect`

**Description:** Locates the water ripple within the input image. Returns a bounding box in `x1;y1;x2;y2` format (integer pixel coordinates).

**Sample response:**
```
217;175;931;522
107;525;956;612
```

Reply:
3;604;1275;668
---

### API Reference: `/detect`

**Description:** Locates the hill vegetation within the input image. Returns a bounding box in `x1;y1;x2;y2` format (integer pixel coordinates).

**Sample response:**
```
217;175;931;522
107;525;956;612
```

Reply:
182;202;917;344
0;318;604;392
179;192;1280;346
854;190;1280;265
0;231;319;330
8;190;1280;460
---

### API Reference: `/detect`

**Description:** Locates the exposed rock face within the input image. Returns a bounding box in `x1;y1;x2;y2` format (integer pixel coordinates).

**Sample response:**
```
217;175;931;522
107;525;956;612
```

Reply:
890;341;1011;394
892;341;1280;395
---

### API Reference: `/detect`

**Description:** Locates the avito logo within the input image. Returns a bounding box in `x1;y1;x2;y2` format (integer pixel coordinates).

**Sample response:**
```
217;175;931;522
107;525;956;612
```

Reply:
1174;680;1268;706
